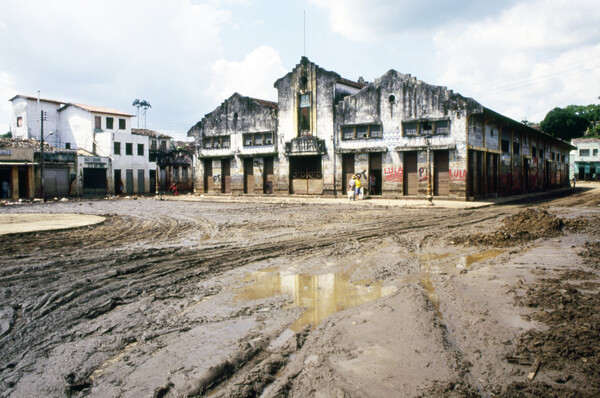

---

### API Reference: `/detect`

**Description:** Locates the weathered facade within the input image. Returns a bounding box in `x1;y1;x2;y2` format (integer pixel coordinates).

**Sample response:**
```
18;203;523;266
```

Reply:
189;57;572;199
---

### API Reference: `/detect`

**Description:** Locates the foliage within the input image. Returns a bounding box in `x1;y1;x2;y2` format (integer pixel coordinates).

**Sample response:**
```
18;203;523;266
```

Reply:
540;105;598;141
1;132;12;138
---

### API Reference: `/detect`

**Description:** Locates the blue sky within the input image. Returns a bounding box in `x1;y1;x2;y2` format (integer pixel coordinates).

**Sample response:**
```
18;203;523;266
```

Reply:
1;0;599;141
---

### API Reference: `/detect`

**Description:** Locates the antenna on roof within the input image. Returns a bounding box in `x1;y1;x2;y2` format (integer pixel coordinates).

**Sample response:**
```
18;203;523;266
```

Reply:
303;10;306;57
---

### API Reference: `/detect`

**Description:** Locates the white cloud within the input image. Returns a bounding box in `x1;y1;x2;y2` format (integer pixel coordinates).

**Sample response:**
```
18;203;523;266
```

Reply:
309;0;518;42
432;0;600;122
0;70;17;132
0;0;232;139
205;45;286;106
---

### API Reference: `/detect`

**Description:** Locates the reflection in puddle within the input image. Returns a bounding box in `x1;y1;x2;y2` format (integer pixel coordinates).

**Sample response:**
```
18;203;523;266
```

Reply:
457;249;504;269
235;269;396;331
420;273;441;318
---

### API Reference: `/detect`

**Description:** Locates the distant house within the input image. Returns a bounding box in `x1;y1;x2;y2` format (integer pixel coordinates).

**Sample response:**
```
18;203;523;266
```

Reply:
9;94;164;196
570;138;600;180
0;138;76;200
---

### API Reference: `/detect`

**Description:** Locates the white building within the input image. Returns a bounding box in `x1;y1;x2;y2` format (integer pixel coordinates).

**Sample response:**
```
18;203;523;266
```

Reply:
570;138;600;181
10;94;165;195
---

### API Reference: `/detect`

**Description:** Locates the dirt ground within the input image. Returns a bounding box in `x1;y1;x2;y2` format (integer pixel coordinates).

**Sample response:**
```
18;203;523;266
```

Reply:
1;183;599;397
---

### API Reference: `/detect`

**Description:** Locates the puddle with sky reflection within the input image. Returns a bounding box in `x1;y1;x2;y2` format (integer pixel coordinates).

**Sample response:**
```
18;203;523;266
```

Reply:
235;267;396;331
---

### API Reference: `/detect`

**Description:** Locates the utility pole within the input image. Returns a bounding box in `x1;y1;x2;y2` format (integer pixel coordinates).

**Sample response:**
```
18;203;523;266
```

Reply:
40;110;47;201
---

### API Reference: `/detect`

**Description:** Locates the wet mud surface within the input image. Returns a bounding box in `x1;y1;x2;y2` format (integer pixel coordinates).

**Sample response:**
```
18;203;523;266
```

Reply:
1;186;600;397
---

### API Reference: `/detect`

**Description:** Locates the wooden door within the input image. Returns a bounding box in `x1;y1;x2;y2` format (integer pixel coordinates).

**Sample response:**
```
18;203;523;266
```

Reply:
342;154;355;194
221;158;231;193
244;158;253;194
403;152;418;195
433;151;449;196
263;157;274;194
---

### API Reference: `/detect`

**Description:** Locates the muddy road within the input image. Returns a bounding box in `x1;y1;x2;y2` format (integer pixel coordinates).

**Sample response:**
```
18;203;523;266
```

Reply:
1;185;599;397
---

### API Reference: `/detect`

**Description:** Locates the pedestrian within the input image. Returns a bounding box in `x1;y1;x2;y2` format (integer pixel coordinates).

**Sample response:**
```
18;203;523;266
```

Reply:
170;182;178;196
355;174;362;200
348;175;356;200
572;175;576;188
1;180;8;199
370;174;376;195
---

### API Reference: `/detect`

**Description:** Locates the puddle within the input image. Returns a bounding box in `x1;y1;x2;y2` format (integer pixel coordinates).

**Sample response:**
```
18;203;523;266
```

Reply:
457;249;504;269
420;273;441;318
235;268;396;331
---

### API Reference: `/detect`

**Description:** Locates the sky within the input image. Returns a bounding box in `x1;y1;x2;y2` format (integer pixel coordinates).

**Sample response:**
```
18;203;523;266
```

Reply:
1;0;599;141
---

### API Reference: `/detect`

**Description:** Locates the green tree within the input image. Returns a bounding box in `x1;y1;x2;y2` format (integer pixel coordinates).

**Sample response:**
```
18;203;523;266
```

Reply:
540;107;589;141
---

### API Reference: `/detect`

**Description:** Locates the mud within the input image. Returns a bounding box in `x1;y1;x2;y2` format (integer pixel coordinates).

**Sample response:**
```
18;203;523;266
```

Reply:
1;184;599;397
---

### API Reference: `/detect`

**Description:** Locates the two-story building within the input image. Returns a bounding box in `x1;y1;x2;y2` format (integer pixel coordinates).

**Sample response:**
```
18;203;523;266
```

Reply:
10;94;167;196
570;138;600;181
189;57;573;200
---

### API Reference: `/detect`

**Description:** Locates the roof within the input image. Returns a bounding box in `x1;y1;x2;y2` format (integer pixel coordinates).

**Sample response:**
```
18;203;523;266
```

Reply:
0;138;58;151
131;128;171;139
480;107;576;150
76;148;95;157
59;103;135;117
572;138;600;144
337;77;367;90
251;97;278;109
9;94;65;105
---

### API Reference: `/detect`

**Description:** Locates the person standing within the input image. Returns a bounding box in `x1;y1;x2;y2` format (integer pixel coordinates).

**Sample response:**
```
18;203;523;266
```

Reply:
572;175;576;188
348;175;356;200
370;174;376;195
1;180;9;199
355;174;362;200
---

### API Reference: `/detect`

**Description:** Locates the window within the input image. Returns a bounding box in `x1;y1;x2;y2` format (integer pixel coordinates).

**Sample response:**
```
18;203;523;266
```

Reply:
551;152;556;161
149;151;156;162
370;125;382;138
420;121;433;135
138;144;144;156
501;140;510;153
106;117;114;129
17;116;23;127
403;122;418;136
264;133;273;145
342;126;355;140
114;141;121;155
435;120;449;135
160;140;167;150
532;147;537;158
125;143;133;155
151;140;157;150
298;93;311;135
580;149;590;156
119;118;126;130
593;149;598;157
539;149;544;159
173;166;179;181
513;142;520;155
203;136;231;149
243;133;274;147
342;124;383;140
65;143;71;149
356;125;368;139
95;116;101;130
182;167;188;180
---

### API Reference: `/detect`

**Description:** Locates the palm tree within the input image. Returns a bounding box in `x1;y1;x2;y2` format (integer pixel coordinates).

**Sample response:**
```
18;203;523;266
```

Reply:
140;100;151;129
132;99;142;129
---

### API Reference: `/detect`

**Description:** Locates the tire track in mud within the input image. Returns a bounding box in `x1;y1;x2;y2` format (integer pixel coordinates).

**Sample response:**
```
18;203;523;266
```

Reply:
0;203;515;393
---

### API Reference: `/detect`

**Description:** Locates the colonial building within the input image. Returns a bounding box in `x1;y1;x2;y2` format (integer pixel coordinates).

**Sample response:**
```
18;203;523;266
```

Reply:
189;57;573;199
9;95;166;196
570;138;600;181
